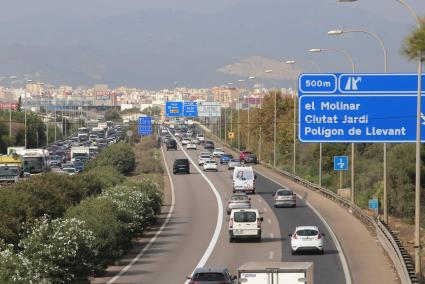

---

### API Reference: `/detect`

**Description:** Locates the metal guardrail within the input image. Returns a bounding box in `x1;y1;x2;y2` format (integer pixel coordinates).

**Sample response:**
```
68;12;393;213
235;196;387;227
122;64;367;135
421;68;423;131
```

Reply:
203;130;416;284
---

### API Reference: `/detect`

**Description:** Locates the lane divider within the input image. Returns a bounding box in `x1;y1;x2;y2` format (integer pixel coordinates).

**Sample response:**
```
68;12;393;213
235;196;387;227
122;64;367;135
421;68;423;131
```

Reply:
106;145;175;284
171;135;224;284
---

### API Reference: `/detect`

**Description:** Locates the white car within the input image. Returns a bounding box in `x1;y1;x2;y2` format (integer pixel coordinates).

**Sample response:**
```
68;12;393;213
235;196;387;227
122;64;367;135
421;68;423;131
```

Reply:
181;138;190;145
198;152;212;165
197;134;205;142
191;139;200;145
203;159;218;171
290;226;324;255
186;142;197;150
229;209;262;242
212;148;225;157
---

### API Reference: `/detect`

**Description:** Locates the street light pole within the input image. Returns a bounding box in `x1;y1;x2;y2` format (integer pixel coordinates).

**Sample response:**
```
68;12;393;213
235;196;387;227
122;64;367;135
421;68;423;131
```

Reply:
286;60;298;174
237;79;245;151
328;27;389;223
248;76;256;151
310;47;356;202
228;83;234;136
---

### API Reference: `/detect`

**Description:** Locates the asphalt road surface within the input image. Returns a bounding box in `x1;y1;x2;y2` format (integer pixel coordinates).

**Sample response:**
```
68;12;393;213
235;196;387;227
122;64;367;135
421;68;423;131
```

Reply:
96;138;347;284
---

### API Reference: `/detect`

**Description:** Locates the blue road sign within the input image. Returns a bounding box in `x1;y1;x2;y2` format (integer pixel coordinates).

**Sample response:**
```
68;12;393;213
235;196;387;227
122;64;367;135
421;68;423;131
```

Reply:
298;94;425;142
138;116;152;136
333;156;348;171
165;102;183;117
368;198;379;210
183;102;198;117
338;73;425;94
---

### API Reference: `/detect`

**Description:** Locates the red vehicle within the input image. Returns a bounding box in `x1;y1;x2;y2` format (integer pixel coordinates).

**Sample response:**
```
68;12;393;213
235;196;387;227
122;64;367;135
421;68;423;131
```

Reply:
239;151;253;161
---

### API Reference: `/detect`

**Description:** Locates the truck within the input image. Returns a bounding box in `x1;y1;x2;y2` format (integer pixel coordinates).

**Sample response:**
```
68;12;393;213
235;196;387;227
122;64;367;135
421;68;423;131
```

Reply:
22;149;50;174
71;146;90;163
7;147;25;156
78;127;90;142
0;155;22;184
237;262;314;284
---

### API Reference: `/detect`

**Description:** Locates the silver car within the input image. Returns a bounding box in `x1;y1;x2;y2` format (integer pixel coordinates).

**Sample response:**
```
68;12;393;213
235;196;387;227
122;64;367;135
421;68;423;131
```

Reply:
226;193;251;214
273;188;297;208
228;159;242;170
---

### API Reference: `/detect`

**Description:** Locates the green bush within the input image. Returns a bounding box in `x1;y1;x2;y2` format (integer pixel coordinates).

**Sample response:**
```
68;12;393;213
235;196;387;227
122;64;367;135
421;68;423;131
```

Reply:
66;197;131;273
19;217;96;283
77;166;125;196
0;241;32;284
88;143;136;175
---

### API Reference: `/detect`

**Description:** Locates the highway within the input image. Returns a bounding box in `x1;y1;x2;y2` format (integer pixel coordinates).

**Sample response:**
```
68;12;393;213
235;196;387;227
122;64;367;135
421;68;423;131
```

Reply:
94;137;348;284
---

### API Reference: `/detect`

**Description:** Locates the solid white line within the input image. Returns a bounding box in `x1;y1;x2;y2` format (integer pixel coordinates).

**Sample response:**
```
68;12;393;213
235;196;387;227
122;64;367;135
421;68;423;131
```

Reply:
258;173;352;284
106;145;175;284
258;198;263;203
269;251;274;260
173;135;224;284
267;219;272;225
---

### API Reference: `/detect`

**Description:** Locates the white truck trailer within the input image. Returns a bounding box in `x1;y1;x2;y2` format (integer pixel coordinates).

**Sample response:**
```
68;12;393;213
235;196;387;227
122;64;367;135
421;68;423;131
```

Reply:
237;262;313;284
71;147;90;163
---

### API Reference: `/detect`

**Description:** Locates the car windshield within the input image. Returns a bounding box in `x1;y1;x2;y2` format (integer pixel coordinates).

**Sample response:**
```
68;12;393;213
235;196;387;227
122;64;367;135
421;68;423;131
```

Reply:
230;159;241;163
231;195;249;201
193;272;226;281
277;190;293;196
201;155;210;158
215;148;223;151
235;170;254;180
207;160;216;164
296;229;319;236
234;211;257;222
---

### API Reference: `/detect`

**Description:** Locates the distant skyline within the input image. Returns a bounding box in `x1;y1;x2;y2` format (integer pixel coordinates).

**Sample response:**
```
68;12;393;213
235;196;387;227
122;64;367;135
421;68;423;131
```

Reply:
0;0;423;89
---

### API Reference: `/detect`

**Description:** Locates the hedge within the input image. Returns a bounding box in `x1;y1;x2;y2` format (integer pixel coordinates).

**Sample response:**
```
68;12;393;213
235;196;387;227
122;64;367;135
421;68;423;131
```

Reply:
87;143;136;175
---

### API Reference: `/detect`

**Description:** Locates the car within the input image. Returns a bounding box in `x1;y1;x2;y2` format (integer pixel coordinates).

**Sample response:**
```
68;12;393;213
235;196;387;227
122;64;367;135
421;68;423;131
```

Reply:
62;166;77;176
198;152;212;165
220;154;233;164
229;209;262;242
197;134;205;143
244;153;258;164
173;158;190;174
166;139;178;151
203;159;218;171
187;267;236;284
289;226;324;255
228;159;242;170
273;188;297;208
181;138;190;145
204;141;215;149
74;161;85;173
186;142;197;150
239;151;253;161
49;156;62;167
163;135;172;144
226;193;251;215
212;148;225;157
191;138;200;145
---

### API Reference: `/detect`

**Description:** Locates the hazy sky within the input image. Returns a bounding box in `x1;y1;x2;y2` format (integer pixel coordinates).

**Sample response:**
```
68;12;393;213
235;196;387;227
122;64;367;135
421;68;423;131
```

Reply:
0;0;424;88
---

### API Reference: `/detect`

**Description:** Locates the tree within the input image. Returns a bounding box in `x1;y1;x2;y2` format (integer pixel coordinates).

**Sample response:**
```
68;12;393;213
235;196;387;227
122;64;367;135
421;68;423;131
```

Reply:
104;109;122;122
402;18;425;61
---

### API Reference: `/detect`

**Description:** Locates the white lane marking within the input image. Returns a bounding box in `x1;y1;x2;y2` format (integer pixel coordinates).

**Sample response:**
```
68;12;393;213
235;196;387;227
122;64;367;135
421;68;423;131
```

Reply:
106;145;175;284
267;219;272;225
173;135;224;284
258;173;352;284
258;198;263;203
268;251;274;260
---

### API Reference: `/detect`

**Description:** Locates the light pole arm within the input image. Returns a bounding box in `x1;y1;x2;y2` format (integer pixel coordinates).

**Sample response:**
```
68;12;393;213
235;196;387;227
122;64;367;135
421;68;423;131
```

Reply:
326;48;356;72
396;0;421;27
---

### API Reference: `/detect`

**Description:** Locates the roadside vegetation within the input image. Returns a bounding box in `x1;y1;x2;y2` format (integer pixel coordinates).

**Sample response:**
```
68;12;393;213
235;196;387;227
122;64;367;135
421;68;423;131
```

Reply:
0;139;163;283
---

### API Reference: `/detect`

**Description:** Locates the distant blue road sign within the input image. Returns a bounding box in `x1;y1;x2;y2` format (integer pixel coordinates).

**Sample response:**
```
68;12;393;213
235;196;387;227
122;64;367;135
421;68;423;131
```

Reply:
165;102;183;117
183;102;198;117
333;156;348;171
138;116;152;136
298;72;425;143
368;198;379;210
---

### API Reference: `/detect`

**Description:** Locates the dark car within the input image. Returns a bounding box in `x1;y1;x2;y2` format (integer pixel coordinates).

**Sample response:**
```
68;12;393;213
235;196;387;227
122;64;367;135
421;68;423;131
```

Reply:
244;153;258;164
74;161;85;173
204;141;215;150
173;158;190;174
166;139;177;151
220;154;233;164
187;267;236;284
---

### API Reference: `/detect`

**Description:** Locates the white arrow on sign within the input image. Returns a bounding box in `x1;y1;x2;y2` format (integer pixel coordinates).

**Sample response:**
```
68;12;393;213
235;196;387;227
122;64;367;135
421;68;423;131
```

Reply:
421;112;425;126
337;158;345;169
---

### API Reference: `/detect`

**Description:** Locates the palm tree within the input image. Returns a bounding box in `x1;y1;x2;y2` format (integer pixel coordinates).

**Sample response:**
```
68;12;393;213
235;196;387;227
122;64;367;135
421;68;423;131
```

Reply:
402;18;425;61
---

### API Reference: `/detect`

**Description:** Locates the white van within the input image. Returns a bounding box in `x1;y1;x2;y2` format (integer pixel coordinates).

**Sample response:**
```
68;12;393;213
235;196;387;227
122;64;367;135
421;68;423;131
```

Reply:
233;166;256;194
229;209;263;242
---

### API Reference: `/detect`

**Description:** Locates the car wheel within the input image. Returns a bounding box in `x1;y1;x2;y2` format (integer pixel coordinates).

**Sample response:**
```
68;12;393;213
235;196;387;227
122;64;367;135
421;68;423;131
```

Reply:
319;250;324;255
293;204;297;208
187;171;190;174
229;237;233;243
291;249;296;255
257;236;262;243
274;204;277;208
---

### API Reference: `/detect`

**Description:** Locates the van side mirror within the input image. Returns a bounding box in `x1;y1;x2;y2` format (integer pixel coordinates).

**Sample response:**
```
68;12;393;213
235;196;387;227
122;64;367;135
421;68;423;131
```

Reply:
321;233;326;236
254;174;257;179
272;193;275;196
260;217;264;222
186;275;192;280
288;233;292;237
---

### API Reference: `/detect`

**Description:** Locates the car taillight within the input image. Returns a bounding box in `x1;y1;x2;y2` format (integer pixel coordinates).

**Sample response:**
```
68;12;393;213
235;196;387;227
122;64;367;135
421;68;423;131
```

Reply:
229;218;233;229
292;233;298;240
317;233;322;239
